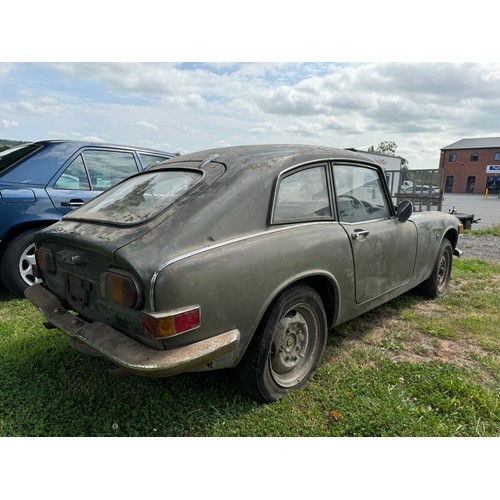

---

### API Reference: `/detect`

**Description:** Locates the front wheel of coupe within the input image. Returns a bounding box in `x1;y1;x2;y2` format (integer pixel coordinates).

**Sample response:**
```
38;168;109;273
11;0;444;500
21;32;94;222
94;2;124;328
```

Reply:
419;239;453;299
239;284;328;403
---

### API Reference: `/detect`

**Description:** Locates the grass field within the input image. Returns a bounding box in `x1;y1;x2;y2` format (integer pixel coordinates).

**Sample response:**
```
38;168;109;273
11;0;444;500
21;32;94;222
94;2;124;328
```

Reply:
1;255;499;437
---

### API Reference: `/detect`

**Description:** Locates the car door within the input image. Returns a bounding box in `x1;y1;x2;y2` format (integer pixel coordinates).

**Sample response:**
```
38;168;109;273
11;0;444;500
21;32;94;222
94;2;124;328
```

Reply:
46;149;141;215
334;163;418;304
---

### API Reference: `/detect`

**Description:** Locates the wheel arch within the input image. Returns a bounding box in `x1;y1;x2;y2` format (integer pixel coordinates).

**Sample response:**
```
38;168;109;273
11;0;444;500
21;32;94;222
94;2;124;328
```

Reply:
0;220;57;258
443;227;458;251
299;275;338;329
252;272;339;346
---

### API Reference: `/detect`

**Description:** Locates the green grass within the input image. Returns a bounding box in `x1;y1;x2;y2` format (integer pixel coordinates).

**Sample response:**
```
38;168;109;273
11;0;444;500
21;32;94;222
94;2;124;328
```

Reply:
465;224;500;237
0;257;499;437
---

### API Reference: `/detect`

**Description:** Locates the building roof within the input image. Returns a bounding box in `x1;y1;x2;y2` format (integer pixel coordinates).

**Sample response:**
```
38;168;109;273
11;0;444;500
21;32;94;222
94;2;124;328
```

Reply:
441;137;500;150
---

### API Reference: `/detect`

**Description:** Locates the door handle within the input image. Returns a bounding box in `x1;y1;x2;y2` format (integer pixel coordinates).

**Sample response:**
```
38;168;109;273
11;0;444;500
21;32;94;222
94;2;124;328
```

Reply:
61;199;85;207
351;229;370;240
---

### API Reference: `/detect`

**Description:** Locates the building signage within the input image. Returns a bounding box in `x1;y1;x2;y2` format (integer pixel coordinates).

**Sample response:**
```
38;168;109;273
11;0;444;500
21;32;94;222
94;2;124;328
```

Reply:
486;165;500;173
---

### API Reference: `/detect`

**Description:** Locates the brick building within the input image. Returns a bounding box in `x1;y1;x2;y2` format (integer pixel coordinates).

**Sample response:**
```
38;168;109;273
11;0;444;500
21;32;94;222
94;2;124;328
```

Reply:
440;137;500;194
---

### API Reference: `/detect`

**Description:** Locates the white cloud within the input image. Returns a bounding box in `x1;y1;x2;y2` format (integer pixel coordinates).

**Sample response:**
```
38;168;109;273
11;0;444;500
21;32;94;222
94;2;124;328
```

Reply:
2;119;18;128
134;121;158;131
81;136;107;143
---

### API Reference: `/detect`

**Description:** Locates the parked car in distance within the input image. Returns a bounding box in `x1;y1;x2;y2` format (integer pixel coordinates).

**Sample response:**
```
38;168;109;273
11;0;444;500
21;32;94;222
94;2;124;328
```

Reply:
26;145;461;403
413;185;440;195
401;180;413;192
0;140;174;296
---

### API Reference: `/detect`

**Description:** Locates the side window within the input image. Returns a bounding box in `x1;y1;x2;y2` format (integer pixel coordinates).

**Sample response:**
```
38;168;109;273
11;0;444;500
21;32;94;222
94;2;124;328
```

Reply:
273;165;332;222
334;165;391;223
54;155;91;190
139;153;171;170
82;150;139;191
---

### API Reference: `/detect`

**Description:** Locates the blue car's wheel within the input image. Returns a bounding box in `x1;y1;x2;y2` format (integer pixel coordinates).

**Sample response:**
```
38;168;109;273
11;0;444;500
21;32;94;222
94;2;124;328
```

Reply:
1;228;42;297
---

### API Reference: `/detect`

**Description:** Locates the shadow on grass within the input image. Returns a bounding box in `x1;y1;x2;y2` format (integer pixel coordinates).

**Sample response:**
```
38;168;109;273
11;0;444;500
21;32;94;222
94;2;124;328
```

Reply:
1;333;257;437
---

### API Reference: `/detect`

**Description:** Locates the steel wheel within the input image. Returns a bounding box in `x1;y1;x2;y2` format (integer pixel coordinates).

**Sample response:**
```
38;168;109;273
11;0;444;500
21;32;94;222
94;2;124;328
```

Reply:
239;284;328;403
419;239;453;298
269;303;322;388
436;245;452;295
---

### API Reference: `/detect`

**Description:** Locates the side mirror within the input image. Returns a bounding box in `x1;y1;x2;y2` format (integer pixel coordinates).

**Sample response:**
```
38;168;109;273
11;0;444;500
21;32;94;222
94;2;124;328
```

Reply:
397;200;413;222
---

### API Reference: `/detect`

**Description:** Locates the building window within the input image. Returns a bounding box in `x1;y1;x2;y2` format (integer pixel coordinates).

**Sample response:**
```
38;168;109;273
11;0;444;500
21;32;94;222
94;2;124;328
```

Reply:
470;153;479;161
445;176;454;193
448;153;457;162
494;152;500;161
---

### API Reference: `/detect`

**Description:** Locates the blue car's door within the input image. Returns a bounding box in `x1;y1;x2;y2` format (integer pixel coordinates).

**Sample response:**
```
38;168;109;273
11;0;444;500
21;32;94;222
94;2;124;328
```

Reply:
46;149;141;215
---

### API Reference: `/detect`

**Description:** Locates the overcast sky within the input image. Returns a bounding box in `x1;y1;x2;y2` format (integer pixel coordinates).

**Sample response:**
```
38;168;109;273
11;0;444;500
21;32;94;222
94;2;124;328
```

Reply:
2;3;499;170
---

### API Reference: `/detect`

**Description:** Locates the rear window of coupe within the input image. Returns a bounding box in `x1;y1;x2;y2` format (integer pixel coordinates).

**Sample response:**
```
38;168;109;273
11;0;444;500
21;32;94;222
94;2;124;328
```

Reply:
68;170;202;224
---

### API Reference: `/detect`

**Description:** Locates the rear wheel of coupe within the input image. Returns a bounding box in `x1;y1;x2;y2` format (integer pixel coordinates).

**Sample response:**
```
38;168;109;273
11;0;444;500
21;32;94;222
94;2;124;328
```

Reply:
239;284;327;403
419;239;453;298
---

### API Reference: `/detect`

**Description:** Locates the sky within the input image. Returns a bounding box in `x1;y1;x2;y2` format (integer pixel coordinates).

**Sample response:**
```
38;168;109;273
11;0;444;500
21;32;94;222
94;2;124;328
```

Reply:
2;2;499;171
2;61;500;170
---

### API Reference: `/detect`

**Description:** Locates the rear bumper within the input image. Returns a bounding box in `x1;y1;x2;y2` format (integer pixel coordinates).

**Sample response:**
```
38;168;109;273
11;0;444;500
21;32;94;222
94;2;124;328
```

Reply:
25;284;240;377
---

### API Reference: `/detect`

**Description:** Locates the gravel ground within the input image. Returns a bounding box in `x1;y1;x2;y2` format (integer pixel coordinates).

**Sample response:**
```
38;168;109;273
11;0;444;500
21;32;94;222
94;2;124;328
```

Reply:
457;234;500;263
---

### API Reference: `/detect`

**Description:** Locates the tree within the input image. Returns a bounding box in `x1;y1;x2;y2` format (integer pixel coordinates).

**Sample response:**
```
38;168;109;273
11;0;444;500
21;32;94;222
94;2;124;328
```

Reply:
368;141;408;169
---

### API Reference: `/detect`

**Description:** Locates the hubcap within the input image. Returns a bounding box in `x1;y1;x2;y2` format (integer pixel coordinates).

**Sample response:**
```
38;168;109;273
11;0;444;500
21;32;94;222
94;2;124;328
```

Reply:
437;250;450;292
270;304;319;388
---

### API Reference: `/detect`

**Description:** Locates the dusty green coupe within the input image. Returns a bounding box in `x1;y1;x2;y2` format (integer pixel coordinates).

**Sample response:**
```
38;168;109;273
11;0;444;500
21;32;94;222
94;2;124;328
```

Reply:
25;145;461;402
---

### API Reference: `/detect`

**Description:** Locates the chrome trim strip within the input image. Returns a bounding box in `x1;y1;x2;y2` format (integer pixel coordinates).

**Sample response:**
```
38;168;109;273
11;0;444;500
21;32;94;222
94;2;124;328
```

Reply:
149;221;335;310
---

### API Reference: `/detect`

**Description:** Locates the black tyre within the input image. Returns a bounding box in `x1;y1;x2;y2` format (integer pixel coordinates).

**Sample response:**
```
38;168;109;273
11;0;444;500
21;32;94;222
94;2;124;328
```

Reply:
0;228;42;297
419;239;453;298
239;284;327;403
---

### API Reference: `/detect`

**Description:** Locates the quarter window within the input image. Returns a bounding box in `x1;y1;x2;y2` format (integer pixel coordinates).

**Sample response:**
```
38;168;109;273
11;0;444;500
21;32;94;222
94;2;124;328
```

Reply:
494;152;500;161
139;153;171;169
448;153;457;162
54;155;90;190
334;165;391;223
470;153;479;161
82;150;139;191
273;165;332;222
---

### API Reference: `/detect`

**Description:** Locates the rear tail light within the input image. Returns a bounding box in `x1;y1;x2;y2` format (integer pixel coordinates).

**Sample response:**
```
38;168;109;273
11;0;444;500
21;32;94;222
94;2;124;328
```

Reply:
141;306;201;339
100;270;142;309
35;247;56;275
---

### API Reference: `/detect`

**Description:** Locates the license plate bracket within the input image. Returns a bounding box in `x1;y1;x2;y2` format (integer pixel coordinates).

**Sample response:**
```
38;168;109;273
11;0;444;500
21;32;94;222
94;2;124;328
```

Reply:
65;273;92;309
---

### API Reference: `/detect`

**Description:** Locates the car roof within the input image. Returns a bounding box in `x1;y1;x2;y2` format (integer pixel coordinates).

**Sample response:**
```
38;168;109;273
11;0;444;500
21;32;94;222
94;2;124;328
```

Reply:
170;144;377;172
26;139;172;155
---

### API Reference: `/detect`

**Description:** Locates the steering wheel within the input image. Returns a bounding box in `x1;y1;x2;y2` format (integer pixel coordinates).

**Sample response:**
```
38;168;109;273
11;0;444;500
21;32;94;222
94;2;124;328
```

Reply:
338;194;362;207
337;194;368;222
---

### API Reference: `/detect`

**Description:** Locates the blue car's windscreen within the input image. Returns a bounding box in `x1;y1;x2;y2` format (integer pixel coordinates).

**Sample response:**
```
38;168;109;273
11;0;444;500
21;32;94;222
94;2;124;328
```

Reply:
68;170;202;224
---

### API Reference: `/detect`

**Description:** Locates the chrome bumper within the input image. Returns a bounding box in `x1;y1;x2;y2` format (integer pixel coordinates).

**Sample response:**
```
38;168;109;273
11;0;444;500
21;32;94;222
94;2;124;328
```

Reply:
25;284;240;377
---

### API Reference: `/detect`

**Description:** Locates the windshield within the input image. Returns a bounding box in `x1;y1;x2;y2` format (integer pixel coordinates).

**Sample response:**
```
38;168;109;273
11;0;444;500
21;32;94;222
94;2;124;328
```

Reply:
68;169;202;224
0;143;42;173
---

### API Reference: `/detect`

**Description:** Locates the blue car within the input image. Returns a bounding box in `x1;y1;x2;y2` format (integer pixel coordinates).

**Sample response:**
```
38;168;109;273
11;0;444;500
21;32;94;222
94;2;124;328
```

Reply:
0;140;174;296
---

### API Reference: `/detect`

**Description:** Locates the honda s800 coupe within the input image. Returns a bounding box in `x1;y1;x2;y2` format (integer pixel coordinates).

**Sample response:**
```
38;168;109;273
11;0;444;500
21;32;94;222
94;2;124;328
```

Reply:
25;145;461;402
